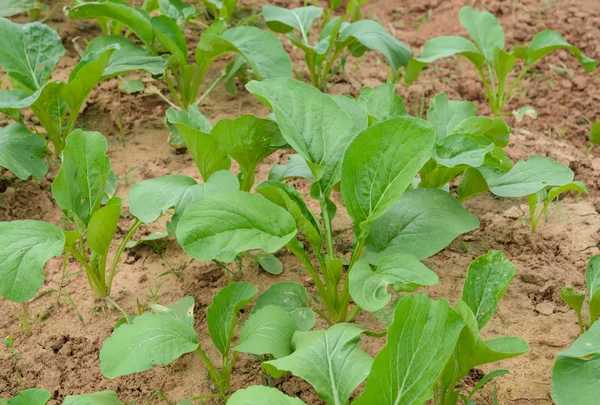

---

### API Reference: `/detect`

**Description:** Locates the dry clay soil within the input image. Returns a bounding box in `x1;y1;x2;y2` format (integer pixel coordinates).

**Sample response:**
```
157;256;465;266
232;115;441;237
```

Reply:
1;0;600;404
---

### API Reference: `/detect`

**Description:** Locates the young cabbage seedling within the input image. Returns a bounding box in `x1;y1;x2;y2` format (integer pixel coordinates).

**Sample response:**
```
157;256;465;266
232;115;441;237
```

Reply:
0;388;125;405
0;18;166;158
175;78;480;324
405;7;597;115
201;0;238;25
66;0;292;109
560;254;600;334
262;4;410;89
100;283;300;401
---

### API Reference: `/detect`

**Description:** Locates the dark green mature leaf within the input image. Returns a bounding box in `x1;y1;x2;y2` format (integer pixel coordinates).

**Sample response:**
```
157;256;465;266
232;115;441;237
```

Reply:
151;15;188;64
586;255;600;324
228;386;306;405
354;293;464;405
552;321;600;404
247;78;365;196
328;95;369;131
526;30;596;72
338;20;411;76
207;282;258;356
0;18;64;91
350;254;438;312
197;26;292;79
264;323;373;405
254;282;316;331
461;250;516;329
356;83;407;125
52;130;111;228
63;391;124;405
427;93;477;141
269;154;314;182
0;124;47;181
263;5;323;38
365;188;479;262
405;36;485;83
0;220;65;302
100;297;199;378
87;197;122;257
236;305;297;358
341;116;435;228
478;156;573;198
459;7;504;62
176;191;297;262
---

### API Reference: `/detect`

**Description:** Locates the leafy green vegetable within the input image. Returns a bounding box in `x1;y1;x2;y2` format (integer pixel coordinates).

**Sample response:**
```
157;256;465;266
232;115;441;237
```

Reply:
235;305;297;358
356;83;407;124
560;254;600;334
254;282;316;331
0;124;47;181
62;391;125;405
3;389;50;405
228;386;305;405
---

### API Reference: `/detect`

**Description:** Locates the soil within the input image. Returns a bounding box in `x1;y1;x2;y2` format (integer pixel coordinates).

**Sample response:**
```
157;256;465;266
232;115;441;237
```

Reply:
1;0;600;404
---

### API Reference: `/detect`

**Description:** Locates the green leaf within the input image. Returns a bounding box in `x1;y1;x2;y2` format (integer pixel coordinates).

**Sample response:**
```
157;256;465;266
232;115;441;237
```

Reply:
526;29;596;72
0;123;47;181
427;93;477;141
449;116;511;147
0;0;38;18
459;7;505;62
6;389;50;405
458;167;489;201
478;156;573;198
328;95;369;132
589;121;600;145
119;79;144;94
158;0;199;27
100;297;199;379
263;323;372;405
228;386;306;405
512;105;538;122
176;191;297;262
354;293;464;405
254;282;316;331
338;20;411;76
269;154;314;182
461;250;516;329
207;282;258;356
151;15;188;64
432;134;494;168
341;116;435;228
256;253;283;275
356;83;407;125
0;220;65;303
247;78;364;196
262;5;323;38
405;36;485;84
52;130;111;228
468;370;511;401
586;255;600;325
87;197;122;257
0;18;64;91
350;254;438;312
559;286;585;319
166;105;231;181
494;48;516;88
547;181;588;202
63;391;124;405
236;305;297;358
197;26;292;80
149;296;195;327
125;232;169;249
365;188;479;262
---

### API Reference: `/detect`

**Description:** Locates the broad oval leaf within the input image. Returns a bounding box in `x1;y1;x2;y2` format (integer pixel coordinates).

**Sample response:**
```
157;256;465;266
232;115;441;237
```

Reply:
269;153;314;182
262;5;323;38
0;0;37;18
354;293;464;405
432;134;494;168
176;191;297;262
264;323;373;405
559;286;586;316
459;7;505;62
449;116;511;148
547;181;588;202
458;167;489;201
254;282;316;331
87;197;122;257
350;254;438;312
526;29;596;72
0;123;47;181
356;83;407;125
0;220;65;302
365;188;479;262
4;388;50;405
100;297;199;379
586;255;600;324
341;116;436;228
207;282;258;356
236;305;298;359
228;386;306;405
461;250;516;329
63;391;124;405
427;93;477;141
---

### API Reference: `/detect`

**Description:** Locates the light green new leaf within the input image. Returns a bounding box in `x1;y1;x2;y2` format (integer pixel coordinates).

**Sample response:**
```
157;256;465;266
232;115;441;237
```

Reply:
461;250;516;329
0;220;65;303
459;7;505;62
5;389;50;405
0;18;64;91
263;5;323;38
432;134;494;168
354;293;464;405
87;197;122;257
264;323;373;405
350;254;438;312
494;47;516;91
526;30;596;72
158;0;199;27
0;0;37;17
458;167;490;201
63;391;124;405
559;286;585;321
365;188;479;262
341;116;435;228
254;282;316;331
52;130;111;228
547;181;588;202
256;253;283;275
197;26;292;79
590;121;600;145
151;15;188;64
586;255;600;325
176;191;297;262
236;305;298;358
427;93;477;141
269;154;314;182
100;297;199;379
207;282;258;356
149;296;195;327
449;116;511;147
228;386;306;405
356;83;407;125
0;124;47;181
478;156;573;198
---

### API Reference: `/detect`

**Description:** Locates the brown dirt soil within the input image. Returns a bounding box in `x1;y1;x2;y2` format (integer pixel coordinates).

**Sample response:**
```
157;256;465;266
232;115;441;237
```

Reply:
2;0;600;403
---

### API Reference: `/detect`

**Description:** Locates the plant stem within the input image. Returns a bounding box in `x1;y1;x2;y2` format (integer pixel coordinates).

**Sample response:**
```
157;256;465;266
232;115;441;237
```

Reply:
476;65;497;116
337;233;367;322
106;219;142;295
20;303;30;334
319;199;335;258
164;71;185;109
312;306;335;326
196;70;227;105
104;296;131;322
240;168;256;192
66;246;107;299
195;347;227;400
